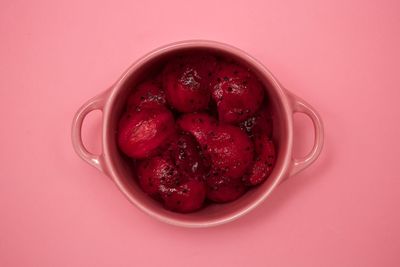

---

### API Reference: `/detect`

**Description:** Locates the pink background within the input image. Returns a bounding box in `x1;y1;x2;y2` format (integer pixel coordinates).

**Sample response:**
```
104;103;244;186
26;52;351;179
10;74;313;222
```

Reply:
1;0;399;266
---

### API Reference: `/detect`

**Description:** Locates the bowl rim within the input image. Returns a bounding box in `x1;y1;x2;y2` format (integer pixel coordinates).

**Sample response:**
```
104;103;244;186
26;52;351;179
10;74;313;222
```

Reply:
102;40;294;227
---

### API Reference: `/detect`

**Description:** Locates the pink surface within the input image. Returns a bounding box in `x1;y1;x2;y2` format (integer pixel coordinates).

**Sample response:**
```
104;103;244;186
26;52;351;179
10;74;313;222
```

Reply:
0;0;399;266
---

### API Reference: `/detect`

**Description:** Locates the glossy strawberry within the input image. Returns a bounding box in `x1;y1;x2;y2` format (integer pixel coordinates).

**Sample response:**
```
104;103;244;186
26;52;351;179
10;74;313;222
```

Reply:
177;113;217;145
205;125;253;179
211;63;264;123
117;106;175;159
206;175;246;203
244;136;276;186
136;156;180;197
163;133;208;180
127;80;166;109
162;179;206;213
240;105;273;139
163;54;217;112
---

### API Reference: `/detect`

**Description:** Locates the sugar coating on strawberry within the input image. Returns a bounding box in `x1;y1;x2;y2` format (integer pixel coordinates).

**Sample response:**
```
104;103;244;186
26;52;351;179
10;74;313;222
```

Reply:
206;175;246;203
240;105;273;139
177;113;217;145
211;63;264;123
162;179;206;213
205;125;254;179
244;136;276;186
127;80;166;110
136;156;180;197
163;133;209;181
163;54;217;112
117;106;175;159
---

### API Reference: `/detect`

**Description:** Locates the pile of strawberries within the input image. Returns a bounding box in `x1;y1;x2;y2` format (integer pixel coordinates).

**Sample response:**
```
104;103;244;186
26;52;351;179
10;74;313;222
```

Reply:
117;53;275;213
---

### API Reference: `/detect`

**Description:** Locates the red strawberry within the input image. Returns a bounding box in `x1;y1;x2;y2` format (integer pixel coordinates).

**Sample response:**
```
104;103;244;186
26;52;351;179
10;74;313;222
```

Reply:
161;179;206;213
163;54;217;112
205;125;253;179
244;136;276;186
136;156;180;197
127;80;166;109
240;105;273;139
177;113;217;146
206;175;246;203
163;133;209;180
117;106;175;159
211;62;264;123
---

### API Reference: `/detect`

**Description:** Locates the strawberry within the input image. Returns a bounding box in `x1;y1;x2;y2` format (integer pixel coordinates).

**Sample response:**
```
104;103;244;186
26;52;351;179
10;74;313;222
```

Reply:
161;179;206;213
177;113;217;146
210;62;264;123
136;156;180;197
244;136;276;186
127;80;166;109
117;106;175;159
206;175;246;203
204;125;253;179
240;105;273;139
163;54;217;112
162;133;209;181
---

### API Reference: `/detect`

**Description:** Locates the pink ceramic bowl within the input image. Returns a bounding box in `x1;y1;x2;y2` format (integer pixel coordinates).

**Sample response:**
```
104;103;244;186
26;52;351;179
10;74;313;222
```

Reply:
72;40;324;227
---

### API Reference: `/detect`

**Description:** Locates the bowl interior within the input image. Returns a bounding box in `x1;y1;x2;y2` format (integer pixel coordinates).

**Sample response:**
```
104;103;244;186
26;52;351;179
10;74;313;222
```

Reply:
104;44;291;226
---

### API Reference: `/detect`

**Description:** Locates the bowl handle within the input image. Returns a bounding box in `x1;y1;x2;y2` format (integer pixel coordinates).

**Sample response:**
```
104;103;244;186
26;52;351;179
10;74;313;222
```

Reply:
71;89;111;174
286;90;324;176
